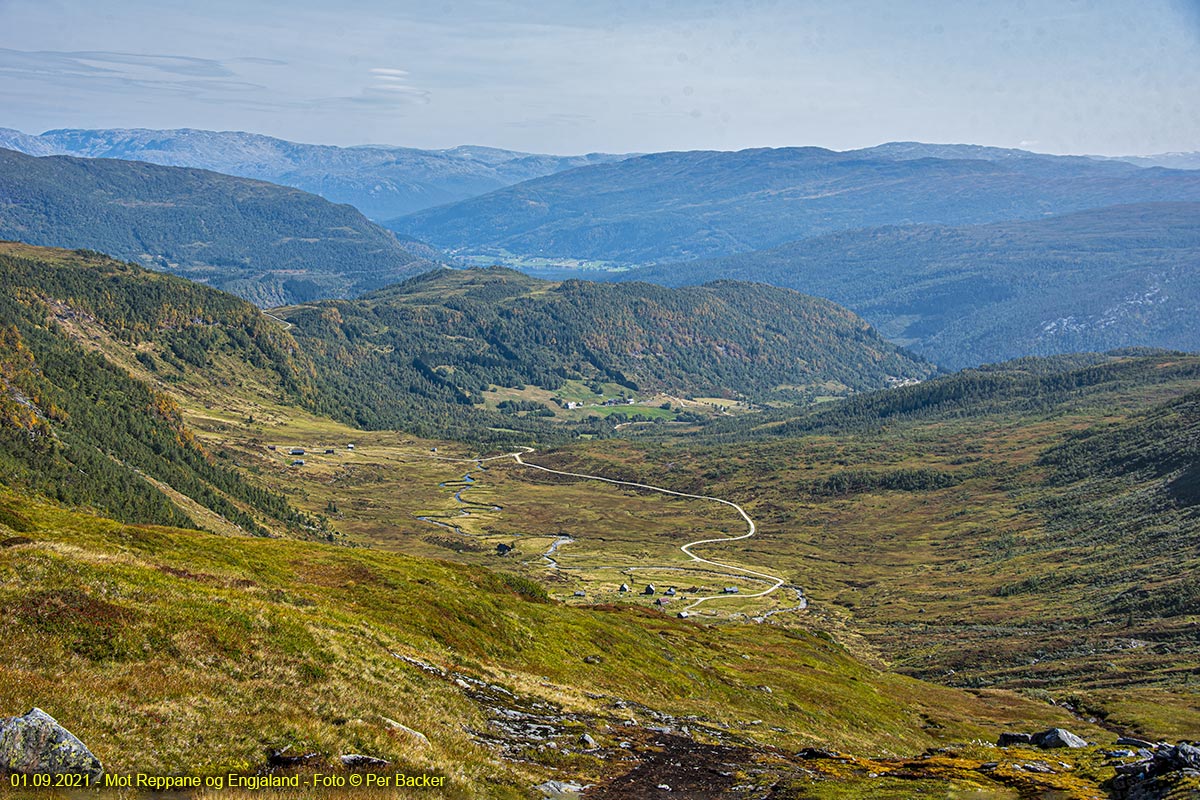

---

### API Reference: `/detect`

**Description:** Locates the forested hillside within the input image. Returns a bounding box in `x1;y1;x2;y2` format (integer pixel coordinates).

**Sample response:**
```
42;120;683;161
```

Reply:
390;146;1200;265
282;267;933;441
0;147;433;306
0;244;319;535
627;203;1200;368
700;350;1200;440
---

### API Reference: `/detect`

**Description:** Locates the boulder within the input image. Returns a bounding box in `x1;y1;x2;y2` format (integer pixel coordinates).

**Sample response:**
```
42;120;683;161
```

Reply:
1032;728;1088;749
997;732;1034;747
579;733;597;748
0;708;103;778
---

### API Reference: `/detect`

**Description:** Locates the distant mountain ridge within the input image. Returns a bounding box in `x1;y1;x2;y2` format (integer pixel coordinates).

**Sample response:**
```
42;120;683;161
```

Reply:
0;147;434;306
1097;152;1200;170
623;202;1200;368
390;144;1200;266
0;127;630;219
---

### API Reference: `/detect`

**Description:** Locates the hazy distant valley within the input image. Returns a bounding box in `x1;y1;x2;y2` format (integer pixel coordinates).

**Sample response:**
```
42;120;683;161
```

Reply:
0;124;1198;799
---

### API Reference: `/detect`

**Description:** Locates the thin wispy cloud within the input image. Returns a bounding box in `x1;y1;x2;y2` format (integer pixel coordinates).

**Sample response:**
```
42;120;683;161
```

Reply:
316;66;431;107
0;48;238;78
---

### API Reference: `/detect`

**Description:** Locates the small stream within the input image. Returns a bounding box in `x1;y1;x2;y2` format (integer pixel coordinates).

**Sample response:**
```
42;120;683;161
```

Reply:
416;467;503;535
540;536;575;569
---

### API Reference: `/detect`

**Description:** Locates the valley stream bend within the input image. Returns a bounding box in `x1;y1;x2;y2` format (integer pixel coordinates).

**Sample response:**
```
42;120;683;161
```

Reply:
425;447;785;612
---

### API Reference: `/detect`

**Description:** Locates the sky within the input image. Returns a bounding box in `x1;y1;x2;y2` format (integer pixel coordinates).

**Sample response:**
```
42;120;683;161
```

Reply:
0;0;1197;155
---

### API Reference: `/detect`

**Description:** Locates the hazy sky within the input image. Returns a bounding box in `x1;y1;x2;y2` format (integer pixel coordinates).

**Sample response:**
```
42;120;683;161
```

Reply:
0;0;1197;155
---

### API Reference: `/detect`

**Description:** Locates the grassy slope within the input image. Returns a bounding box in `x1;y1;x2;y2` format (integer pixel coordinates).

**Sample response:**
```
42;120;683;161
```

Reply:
0;490;1115;796
523;354;1200;738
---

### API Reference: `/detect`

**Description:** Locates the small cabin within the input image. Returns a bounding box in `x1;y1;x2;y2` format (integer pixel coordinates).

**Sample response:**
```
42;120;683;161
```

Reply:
289;448;305;456
618;583;630;593
573;590;586;597
677;611;690;619
290;459;305;467
496;542;513;556
324;448;335;454
722;586;739;594
267;445;277;451
665;587;677;596
642;584;656;595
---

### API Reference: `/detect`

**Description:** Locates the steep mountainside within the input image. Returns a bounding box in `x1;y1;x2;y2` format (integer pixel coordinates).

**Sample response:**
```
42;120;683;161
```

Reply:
0;147;434;306
0;244;319;535
389;146;1200;265
0;127;628;219
281;267;933;440
625;203;1200;369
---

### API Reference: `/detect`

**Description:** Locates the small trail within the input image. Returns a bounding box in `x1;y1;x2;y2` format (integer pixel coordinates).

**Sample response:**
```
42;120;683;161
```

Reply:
412;446;786;612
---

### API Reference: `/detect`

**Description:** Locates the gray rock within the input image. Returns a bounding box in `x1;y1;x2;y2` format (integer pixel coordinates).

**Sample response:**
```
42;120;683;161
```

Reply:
536;779;586;797
997;732;1034;747
0;708;103;778
579;733;597;748
1114;759;1153;776
340;754;389;769
1032;728;1088;749
1161;742;1200;770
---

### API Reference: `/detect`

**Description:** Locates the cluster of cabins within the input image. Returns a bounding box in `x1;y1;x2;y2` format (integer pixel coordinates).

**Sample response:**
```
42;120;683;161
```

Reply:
570;582;741;604
266;443;356;467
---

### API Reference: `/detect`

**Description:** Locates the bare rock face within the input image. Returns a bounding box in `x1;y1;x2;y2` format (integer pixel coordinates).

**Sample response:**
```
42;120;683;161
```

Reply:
0;708;103;779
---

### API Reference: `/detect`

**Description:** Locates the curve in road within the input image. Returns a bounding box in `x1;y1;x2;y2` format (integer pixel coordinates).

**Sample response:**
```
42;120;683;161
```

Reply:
414;446;786;612
512;451;784;612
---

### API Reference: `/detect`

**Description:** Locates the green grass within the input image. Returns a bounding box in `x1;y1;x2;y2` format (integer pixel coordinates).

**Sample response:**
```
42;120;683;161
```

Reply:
514;360;1200;738
0;490;1121;796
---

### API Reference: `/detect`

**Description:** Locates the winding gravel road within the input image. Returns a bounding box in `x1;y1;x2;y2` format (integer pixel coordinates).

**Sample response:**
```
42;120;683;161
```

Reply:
417;446;785;611
511;450;784;611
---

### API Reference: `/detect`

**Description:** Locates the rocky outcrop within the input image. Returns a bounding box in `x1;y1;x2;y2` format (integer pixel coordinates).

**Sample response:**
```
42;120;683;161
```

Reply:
1110;742;1200;798
0;708;103;778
